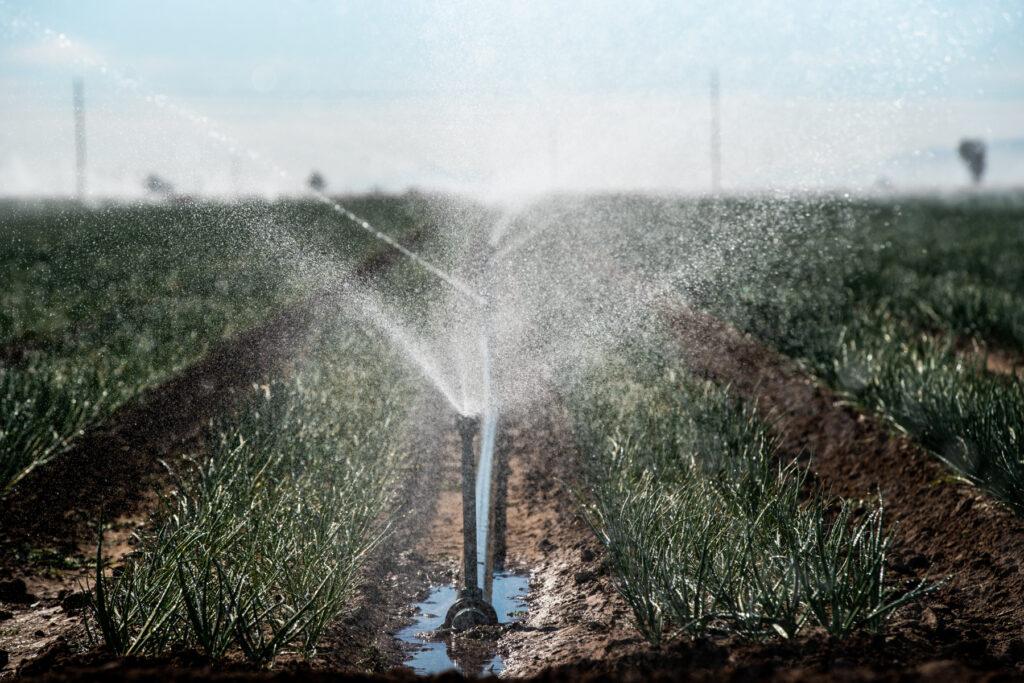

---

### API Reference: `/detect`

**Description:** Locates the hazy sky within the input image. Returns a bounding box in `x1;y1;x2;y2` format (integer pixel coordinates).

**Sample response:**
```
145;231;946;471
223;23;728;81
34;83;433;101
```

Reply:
1;0;1022;197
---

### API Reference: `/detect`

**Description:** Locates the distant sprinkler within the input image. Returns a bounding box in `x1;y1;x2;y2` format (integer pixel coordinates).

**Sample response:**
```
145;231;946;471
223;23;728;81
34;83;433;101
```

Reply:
958;139;986;185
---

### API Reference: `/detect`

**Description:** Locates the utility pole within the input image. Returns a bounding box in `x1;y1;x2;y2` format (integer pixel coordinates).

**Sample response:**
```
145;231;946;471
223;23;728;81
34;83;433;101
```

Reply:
230;152;240;197
548;122;558;190
709;69;721;194
73;77;86;200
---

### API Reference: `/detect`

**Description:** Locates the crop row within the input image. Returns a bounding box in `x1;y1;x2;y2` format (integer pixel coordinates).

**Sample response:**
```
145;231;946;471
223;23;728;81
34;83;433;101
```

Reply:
88;322;413;664
570;349;931;645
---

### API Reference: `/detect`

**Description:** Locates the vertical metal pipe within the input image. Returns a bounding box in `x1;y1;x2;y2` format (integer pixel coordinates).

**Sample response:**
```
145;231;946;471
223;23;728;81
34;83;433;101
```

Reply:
457;414;479;593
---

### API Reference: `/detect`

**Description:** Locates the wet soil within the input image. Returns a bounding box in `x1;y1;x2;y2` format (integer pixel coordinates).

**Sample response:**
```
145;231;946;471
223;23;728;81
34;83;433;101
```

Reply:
496;405;643;677
9;659;1016;683
339;395;640;678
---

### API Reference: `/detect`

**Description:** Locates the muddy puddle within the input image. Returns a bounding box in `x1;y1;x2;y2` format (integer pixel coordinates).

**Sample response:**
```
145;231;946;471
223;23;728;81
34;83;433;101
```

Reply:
398;571;529;676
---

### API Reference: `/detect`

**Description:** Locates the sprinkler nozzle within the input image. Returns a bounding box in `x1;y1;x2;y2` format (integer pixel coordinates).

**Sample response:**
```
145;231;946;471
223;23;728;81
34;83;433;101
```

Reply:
456;413;480;440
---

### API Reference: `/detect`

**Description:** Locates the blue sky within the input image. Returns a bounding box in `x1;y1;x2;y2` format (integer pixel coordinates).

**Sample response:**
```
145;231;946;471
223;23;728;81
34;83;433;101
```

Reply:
1;0;1022;196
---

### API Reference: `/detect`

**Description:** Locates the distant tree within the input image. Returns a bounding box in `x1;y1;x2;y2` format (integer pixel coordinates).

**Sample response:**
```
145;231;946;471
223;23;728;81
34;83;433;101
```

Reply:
307;171;326;193
144;173;174;196
958;139;986;185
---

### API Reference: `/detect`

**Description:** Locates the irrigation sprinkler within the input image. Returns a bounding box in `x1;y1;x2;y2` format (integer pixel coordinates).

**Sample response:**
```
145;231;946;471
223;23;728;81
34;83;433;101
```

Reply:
444;413;498;630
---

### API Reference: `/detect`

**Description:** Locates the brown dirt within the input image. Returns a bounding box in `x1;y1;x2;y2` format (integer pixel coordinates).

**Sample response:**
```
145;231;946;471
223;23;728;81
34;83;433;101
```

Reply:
376;399;1016;681
668;305;1024;670
11;659;1019;683
958;339;1024;378
497;403;642;677
251;384;646;679
12;378;1022;681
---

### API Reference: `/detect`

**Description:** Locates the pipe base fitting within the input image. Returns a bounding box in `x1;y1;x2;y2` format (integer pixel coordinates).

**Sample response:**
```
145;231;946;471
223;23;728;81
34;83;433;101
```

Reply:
443;587;498;631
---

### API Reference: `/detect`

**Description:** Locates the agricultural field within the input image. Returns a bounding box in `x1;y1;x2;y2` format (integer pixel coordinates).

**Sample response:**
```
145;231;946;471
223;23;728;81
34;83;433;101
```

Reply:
1;192;1024;682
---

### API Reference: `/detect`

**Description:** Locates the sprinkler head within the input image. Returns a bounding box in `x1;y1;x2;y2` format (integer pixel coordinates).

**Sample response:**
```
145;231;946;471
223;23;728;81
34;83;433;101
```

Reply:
456;413;480;440
443;587;498;631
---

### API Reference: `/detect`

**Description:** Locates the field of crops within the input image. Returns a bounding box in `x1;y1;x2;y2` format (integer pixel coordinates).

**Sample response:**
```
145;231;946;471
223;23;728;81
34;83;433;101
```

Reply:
1;193;1023;681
